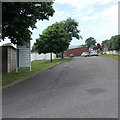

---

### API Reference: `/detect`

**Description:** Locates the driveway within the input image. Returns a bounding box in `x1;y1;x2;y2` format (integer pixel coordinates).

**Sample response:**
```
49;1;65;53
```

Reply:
3;56;118;118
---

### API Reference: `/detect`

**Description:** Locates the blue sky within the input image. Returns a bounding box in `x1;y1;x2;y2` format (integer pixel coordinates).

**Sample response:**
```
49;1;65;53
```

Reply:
31;0;118;47
1;0;118;48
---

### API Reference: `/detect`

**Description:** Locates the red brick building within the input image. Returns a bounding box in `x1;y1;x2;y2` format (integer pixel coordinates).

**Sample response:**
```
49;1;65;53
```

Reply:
64;47;88;57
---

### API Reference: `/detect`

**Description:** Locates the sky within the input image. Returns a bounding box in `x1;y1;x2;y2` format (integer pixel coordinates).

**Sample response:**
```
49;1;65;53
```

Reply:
0;0;119;48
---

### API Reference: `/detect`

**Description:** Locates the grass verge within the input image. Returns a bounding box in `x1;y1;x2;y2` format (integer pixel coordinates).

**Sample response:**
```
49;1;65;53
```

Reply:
100;54;120;61
2;58;70;86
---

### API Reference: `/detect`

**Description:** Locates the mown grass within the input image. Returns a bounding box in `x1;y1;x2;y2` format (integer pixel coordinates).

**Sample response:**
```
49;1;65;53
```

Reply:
2;58;70;86
100;54;120;61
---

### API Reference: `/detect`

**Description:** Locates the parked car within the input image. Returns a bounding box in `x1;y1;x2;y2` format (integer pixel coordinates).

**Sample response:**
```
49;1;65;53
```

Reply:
90;50;98;56
81;52;89;57
69;54;74;57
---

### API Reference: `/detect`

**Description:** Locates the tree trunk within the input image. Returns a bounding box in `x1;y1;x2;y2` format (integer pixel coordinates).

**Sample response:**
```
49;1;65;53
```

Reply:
61;52;64;59
50;52;52;62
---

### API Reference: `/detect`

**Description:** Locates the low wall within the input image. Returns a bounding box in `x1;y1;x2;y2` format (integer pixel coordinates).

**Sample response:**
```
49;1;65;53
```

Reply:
31;52;56;61
106;50;120;55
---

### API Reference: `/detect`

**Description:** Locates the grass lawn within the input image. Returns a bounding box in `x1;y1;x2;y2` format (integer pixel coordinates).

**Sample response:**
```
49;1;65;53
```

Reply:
100;54;120;61
2;58;70;86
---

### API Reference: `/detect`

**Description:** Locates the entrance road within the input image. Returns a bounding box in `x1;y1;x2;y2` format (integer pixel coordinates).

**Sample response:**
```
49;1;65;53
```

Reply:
3;56;118;118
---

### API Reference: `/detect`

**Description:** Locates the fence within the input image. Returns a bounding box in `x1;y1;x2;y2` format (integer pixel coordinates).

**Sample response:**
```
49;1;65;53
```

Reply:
2;47;57;73
31;52;56;61
106;50;120;55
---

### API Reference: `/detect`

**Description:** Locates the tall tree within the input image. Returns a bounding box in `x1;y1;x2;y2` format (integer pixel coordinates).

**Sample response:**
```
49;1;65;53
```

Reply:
59;18;82;58
62;18;81;40
85;37;96;49
108;35;120;51
101;39;109;51
2;2;55;45
101;39;109;47
33;22;68;62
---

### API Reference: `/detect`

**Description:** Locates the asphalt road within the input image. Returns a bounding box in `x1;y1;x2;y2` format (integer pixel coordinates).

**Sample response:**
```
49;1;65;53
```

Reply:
3;56;118;118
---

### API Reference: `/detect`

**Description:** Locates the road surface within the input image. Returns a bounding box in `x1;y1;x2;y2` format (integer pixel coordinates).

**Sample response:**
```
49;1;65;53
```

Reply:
3;56;118;118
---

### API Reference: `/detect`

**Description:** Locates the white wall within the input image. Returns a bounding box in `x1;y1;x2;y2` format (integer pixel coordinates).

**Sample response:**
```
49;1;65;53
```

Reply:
31;52;56;61
106;50;120;55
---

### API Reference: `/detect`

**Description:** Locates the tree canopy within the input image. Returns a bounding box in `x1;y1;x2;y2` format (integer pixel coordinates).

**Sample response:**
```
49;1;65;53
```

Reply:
33;18;81;61
58;18;82;58
101;35;120;52
33;22;69;62
60;18;82;42
101;39;109;47
2;2;55;45
108;35;120;51
85;37;96;49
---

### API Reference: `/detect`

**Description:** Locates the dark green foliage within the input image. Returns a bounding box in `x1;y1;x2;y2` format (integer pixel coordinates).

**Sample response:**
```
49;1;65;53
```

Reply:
101;35;120;51
31;45;37;52
60;17;82;42
59;18;82;58
85;37;96;49
33;18;81;61
33;18;81;53
2;2;55;45
33;22;69;62
34;22;69;54
101;39;109;51
101;39;109;47
108;35;120;50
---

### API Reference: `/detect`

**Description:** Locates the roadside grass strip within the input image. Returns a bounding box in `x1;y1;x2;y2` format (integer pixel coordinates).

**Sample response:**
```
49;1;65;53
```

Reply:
100;54;120;61
2;58;70;86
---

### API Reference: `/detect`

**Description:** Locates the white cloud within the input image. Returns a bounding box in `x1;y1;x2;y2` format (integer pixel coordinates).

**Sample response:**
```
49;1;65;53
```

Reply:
31;9;71;47
49;10;71;23
82;4;118;21
73;3;118;44
101;0;117;5
99;4;118;18
56;0;118;9
0;38;16;48
31;0;118;46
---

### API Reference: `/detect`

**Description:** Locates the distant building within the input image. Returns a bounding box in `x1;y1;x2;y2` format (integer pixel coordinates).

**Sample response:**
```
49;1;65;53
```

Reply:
64;47;88;57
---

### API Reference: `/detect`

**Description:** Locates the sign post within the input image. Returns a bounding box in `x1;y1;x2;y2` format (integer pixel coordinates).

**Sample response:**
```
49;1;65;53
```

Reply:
16;49;19;72
16;41;31;72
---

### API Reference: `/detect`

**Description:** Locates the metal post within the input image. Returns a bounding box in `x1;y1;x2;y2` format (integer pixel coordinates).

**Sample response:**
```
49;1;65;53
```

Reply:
30;41;31;71
16;48;18;72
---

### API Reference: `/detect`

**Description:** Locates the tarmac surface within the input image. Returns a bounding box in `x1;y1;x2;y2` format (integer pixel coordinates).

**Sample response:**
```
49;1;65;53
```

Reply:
2;56;118;118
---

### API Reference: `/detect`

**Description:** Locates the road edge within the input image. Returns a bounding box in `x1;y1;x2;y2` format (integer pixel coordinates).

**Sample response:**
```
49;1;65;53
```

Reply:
100;55;119;63
2;58;72;89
